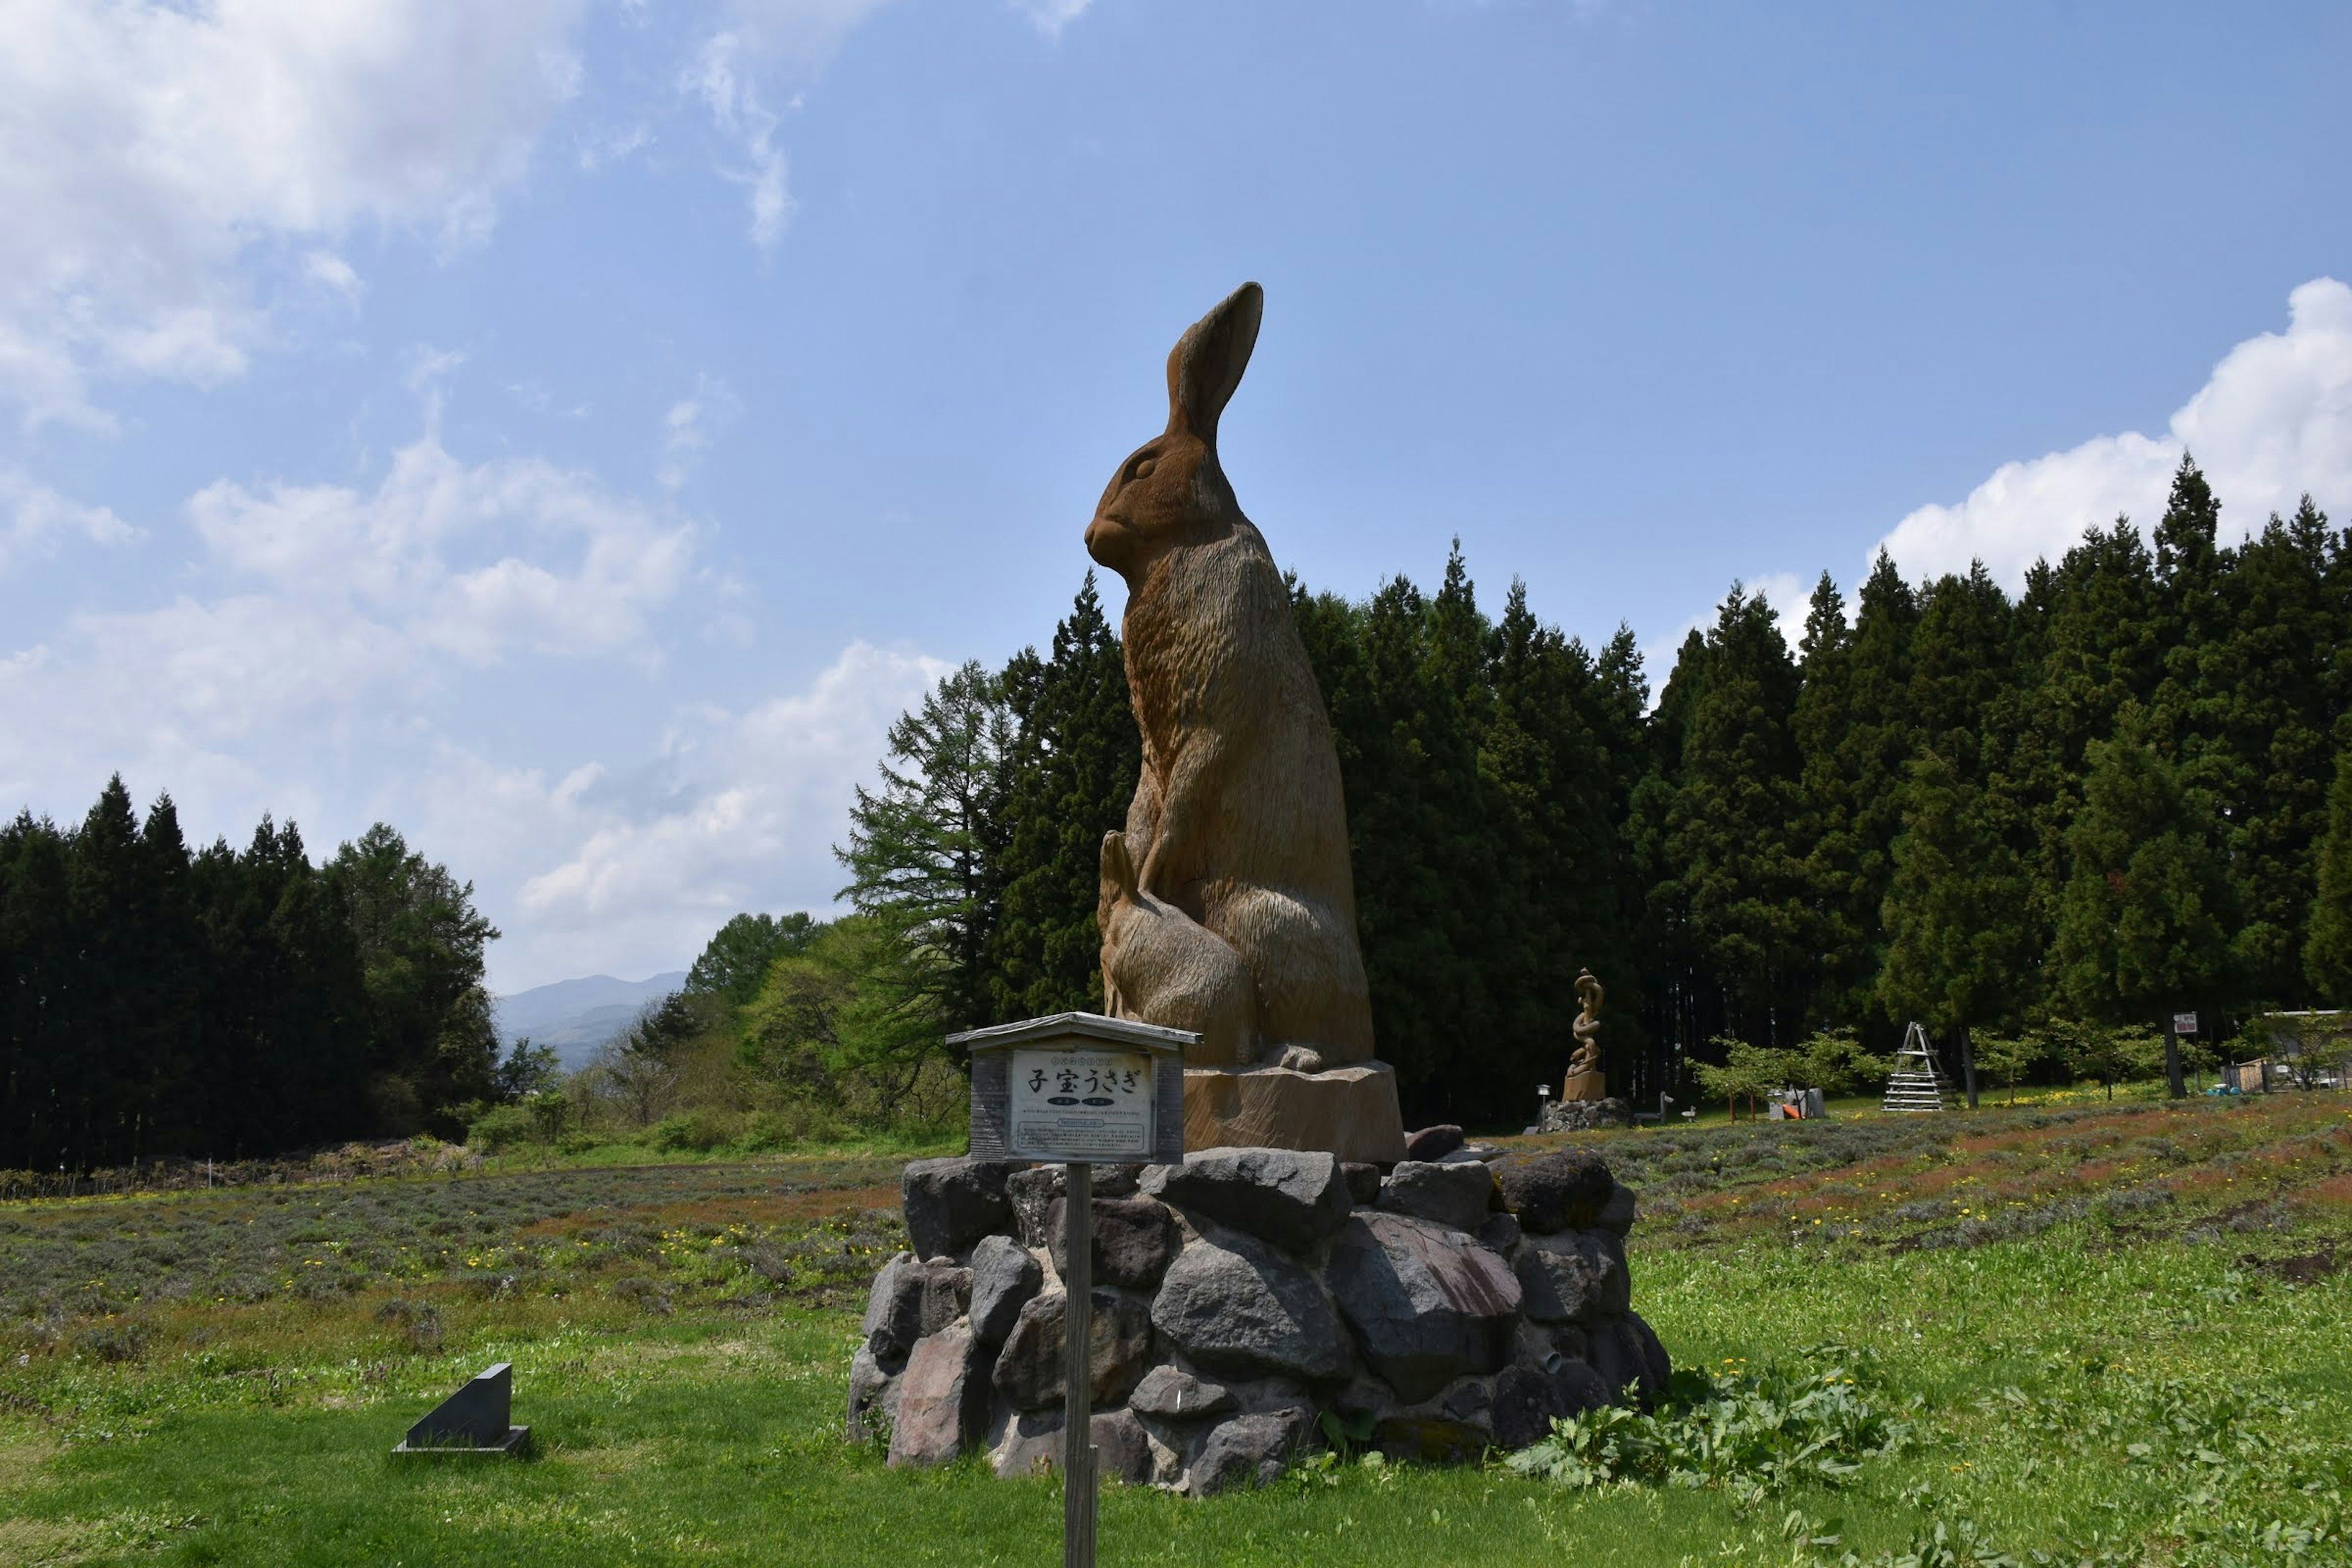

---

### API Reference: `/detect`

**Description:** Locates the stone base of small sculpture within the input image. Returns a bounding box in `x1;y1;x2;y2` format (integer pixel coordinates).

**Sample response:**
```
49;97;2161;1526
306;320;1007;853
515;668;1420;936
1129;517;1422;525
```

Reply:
1182;1060;1406;1164
1540;1096;1634;1134
1559;1068;1608;1103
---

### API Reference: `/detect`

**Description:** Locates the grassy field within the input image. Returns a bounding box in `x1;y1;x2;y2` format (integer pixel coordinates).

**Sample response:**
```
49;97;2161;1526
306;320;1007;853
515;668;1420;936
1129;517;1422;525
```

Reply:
2;1092;2348;1566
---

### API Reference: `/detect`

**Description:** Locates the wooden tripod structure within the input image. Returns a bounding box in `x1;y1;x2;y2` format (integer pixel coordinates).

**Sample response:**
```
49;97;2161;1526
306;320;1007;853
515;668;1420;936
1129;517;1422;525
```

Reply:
1883;1021;1947;1114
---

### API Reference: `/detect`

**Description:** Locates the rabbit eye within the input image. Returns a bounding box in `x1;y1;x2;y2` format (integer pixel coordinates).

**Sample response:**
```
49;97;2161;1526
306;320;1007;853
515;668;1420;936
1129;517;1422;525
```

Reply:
1125;453;1158;484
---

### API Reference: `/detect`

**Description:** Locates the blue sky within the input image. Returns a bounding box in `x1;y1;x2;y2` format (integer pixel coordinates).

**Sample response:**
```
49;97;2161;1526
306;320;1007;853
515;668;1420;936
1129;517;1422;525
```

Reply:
4;0;2348;991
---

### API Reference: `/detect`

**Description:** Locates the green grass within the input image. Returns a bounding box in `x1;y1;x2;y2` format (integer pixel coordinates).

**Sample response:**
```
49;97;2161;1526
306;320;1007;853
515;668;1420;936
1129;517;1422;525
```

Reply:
5;1093;2350;1566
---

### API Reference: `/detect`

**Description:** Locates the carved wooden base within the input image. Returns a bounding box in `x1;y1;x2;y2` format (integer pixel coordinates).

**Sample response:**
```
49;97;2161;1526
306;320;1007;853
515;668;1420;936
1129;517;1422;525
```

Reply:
1181;1060;1408;1163
1560;1068;1609;1103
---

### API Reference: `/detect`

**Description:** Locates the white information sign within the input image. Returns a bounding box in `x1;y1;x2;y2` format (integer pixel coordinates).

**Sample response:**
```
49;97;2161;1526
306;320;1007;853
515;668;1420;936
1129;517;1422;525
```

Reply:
1009;1047;1155;1161
2174;1012;2199;1036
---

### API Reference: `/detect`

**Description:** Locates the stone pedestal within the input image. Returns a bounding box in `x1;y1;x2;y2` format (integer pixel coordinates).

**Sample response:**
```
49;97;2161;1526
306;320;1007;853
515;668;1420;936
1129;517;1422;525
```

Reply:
1181;1060;1406;1163
1559;1068;1608;1103
1540;1096;1633;1134
853;1144;1671;1493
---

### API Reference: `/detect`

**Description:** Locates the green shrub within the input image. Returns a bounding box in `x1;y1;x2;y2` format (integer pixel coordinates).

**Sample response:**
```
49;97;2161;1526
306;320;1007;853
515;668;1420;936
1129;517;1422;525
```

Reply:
739;1104;848;1150
1508;1347;1913;1501
466;1105;536;1153
645;1106;738;1152
70;1318;148;1363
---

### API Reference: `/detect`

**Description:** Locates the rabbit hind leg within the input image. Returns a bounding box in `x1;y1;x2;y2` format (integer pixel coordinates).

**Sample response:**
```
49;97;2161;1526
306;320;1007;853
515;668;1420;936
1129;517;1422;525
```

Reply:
1211;886;1376;1068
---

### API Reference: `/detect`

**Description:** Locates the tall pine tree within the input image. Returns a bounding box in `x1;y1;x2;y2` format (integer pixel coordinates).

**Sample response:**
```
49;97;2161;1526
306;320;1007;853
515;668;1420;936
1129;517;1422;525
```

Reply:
987;575;1143;1020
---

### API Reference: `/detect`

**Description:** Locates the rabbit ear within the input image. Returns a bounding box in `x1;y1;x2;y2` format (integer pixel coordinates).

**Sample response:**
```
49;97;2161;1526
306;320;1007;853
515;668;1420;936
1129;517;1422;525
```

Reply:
1164;282;1263;445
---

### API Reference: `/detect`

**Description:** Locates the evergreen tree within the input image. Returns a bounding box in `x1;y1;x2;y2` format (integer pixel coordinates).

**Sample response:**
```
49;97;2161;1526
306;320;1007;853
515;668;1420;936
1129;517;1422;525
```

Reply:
2051;705;2237;1030
328;823;501;1133
1794;552;1919;1028
2219;497;2337;1001
2148;454;2234;793
837;660;1009;1042
1335;565;1501;1118
1666;585;1817;1049
1483;577;1628;1101
2020;520;2165;910
1628;627;1711;1087
1877;750;2035;1077
2303;744;2352;1003
987;574;1142;1020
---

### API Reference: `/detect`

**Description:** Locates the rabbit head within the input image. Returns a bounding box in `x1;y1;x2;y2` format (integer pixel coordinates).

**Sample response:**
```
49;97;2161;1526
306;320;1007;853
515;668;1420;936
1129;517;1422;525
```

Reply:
1084;281;1264;586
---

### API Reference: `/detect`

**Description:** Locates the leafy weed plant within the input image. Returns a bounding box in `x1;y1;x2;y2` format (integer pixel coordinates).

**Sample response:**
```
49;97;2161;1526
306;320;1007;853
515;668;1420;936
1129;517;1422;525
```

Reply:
1509;1347;1913;1501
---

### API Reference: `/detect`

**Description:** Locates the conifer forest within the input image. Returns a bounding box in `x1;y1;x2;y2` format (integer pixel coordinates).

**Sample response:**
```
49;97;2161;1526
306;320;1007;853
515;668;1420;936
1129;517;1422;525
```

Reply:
837;458;2352;1128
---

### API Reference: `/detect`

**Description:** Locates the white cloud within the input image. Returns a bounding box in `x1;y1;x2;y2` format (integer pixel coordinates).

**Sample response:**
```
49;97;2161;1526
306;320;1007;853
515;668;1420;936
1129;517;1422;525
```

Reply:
0;429;694;810
185;431;695;666
1009;0;1093;38
684;31;797;256
680;2;903;256
576;121;655;174
464;640;945;987
0;424;944;991
0;467;136;571
0;0;590;426
1880;278;2352;586
657;373;742;489
302;250;365;304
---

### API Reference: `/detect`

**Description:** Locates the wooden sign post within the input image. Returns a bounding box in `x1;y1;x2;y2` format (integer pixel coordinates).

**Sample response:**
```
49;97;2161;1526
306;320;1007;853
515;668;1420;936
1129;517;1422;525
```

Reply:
950;1012;1193;1568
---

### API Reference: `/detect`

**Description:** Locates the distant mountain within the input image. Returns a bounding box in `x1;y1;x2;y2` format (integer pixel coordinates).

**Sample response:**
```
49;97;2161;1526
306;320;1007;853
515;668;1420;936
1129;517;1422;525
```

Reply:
492;971;688;1072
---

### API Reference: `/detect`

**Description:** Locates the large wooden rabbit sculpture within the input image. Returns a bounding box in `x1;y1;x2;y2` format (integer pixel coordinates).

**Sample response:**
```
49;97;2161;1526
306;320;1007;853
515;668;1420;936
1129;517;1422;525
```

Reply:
1085;282;1378;1079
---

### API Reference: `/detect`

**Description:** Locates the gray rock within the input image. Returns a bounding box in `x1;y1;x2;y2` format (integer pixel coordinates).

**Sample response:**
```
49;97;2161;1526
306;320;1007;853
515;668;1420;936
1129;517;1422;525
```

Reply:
887;1325;989;1468
985;1405;1154;1484
967;1235;1042;1347
846;1344;900;1442
1325;1212;1520;1402
1476;1212;1523;1256
1493;1149;1615;1235
1513;1230;1629;1324
1403;1124;1465;1162
1140;1148;1351;1255
1588;1312;1671;1406
1378;1160;1496;1234
991;1288;1155;1410
902;1158;1016;1260
1188;1405;1313;1494
1008;1164;1144;1249
1152;1227;1349;1384
1047;1195;1179;1291
861;1253;968;1359
861;1252;920;1359
1327;1371;1401;1424
1594;1183;1638;1237
1093;1407;1155;1485
1375;1375;1493;1463
1341;1162;1383;1207
1491;1359;1610;1450
988;1404;1064;1477
1128;1364;1237;1422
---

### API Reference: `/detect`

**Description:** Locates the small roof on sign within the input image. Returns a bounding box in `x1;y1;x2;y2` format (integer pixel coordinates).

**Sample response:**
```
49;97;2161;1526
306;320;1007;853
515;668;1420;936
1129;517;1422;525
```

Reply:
946;1011;1199;1053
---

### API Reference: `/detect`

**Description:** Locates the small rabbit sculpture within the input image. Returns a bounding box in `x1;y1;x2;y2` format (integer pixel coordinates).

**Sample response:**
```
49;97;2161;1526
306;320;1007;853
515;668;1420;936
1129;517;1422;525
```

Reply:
1085;282;1376;1074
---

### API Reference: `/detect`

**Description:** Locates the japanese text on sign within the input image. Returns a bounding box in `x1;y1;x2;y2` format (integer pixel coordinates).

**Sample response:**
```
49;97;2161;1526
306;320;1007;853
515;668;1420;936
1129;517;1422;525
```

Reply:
1008;1048;1155;1161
